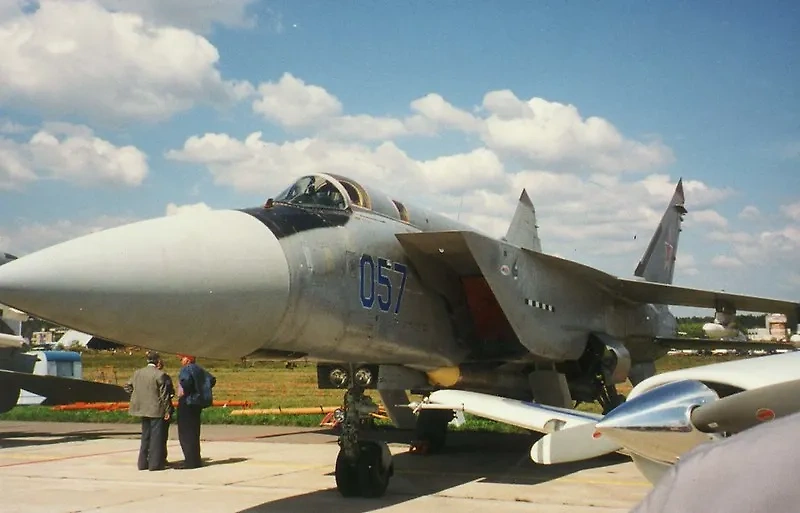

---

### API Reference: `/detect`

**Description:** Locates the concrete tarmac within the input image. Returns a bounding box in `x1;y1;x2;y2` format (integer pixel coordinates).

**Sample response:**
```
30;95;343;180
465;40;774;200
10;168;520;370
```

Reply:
0;421;650;512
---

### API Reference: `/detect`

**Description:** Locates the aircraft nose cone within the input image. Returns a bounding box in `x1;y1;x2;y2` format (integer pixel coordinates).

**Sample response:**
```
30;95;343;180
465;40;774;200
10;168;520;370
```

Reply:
0;210;290;358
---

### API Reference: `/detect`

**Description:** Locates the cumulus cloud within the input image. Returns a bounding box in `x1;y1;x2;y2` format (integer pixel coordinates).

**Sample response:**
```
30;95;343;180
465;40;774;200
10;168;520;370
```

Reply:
165;201;212;216
165;128;730;281
409;93;482;133
690;209;728;228
0;214;137;255
166;75;760;283
738;205;761;220
0;118;31;134
250;74;673;173
678;179;734;208
707;230;753;244
0;1;251;123
253;74;343;129
96;0;260;33
167;132;428;194
780;202;800;221
420;148;507;194
479;92;673;172
723;225;800;273
0;0;26;22
676;253;700;276
711;255;744;268
0;123;148;188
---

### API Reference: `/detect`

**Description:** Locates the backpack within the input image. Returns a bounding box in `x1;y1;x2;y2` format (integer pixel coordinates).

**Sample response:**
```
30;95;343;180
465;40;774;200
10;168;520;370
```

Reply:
197;369;215;408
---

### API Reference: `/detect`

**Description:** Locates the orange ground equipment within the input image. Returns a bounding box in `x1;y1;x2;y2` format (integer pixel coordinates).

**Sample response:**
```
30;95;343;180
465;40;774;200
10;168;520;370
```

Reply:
51;400;253;411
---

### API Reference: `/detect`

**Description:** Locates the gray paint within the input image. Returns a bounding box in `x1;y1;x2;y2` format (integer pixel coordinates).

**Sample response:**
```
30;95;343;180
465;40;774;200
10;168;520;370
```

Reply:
631;411;800;513
0;173;795;406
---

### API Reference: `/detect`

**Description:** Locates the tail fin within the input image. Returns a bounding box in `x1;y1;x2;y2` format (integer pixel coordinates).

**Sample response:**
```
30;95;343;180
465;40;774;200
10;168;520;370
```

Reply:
505;189;542;252
634;179;686;284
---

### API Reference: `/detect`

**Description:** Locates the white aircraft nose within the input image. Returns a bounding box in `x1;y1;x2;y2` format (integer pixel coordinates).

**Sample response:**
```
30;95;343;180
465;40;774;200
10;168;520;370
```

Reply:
0;210;290;359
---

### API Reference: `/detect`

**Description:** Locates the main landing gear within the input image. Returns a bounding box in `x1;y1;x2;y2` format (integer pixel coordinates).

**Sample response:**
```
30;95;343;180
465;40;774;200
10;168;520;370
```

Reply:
334;383;394;498
410;408;454;454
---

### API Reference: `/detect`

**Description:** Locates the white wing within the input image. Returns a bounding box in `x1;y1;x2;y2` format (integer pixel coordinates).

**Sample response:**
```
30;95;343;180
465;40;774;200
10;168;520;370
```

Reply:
417;389;621;464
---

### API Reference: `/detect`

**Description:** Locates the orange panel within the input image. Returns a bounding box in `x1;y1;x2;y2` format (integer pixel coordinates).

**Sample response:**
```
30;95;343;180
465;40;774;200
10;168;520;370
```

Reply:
461;276;512;340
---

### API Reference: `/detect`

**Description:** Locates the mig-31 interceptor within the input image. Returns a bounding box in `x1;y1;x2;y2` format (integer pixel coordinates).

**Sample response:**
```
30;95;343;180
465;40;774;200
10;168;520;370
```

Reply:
0;173;796;497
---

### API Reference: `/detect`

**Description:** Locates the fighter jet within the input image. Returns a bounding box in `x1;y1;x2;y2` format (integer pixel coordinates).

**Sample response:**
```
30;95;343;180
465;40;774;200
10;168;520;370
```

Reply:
0;253;129;413
0;173;796;497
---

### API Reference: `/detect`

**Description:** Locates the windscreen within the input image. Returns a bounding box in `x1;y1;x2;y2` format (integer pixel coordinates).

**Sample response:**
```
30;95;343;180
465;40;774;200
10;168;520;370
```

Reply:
274;175;347;209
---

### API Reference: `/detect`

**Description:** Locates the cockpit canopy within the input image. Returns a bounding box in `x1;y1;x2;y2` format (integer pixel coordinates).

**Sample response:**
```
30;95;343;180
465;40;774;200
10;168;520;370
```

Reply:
272;173;411;223
274;175;348;210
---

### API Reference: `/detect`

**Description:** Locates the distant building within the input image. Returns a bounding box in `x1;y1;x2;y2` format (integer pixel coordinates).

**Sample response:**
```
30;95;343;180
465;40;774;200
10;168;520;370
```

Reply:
766;313;788;341
747;314;790;342
31;331;54;345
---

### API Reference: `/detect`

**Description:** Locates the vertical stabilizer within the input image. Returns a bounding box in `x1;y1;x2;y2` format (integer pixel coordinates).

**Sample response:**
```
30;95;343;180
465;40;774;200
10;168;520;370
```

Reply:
505;189;542;252
634;180;686;284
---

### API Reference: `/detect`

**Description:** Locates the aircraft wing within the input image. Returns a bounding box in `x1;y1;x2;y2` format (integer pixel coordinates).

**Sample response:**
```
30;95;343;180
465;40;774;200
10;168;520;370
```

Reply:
420;352;800;481
0;369;130;405
528;250;799;316
414;389;620;464
611;278;799;317
396;230;800;318
656;337;798;352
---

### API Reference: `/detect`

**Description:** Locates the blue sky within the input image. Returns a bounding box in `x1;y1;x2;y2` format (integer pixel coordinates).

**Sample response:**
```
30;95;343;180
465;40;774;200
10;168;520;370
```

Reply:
0;0;798;312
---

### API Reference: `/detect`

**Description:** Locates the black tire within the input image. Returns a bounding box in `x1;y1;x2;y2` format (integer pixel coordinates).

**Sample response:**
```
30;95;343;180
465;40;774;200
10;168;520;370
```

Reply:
415;409;452;453
0;387;20;414
356;441;391;498
334;449;360;497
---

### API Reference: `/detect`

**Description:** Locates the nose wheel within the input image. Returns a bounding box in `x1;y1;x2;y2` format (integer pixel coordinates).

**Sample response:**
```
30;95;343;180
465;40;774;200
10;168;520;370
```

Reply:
334;384;394;498
335;440;394;498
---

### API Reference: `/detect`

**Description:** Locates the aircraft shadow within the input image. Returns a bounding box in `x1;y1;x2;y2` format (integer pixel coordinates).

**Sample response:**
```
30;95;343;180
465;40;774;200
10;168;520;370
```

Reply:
236;430;627;513
0;428;141;449
201;456;250;467
254;429;337;440
167;457;249;469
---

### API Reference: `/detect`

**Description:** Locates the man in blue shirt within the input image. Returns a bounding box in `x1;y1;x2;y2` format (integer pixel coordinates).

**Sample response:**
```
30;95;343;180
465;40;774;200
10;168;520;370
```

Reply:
176;354;216;469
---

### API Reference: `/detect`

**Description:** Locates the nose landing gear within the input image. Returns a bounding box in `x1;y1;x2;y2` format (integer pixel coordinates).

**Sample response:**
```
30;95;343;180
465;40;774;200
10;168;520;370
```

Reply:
334;383;394;498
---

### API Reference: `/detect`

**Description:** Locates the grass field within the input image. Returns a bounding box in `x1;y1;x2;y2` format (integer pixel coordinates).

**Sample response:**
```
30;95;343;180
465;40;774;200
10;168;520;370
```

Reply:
0;349;740;430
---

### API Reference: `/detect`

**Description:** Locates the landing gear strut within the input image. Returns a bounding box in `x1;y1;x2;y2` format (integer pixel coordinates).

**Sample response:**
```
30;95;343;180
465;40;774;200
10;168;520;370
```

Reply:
334;381;394;498
410;408;454;454
571;335;627;414
597;379;626;414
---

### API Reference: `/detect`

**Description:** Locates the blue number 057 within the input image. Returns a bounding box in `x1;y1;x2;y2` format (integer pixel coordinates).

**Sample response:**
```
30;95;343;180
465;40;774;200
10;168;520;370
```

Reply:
359;254;408;314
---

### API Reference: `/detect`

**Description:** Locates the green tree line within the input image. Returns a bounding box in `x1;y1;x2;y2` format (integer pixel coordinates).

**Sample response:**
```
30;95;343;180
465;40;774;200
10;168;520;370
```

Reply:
676;314;766;338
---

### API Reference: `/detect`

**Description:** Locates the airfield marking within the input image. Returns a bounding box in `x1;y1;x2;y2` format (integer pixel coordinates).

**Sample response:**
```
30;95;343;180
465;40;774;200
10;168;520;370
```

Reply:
0;447;135;467
0;448;647;487
399;468;649;487
0;451;330;472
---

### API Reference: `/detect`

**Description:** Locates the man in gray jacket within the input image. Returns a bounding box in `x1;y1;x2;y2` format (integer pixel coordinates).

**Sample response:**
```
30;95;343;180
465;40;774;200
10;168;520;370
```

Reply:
125;350;172;471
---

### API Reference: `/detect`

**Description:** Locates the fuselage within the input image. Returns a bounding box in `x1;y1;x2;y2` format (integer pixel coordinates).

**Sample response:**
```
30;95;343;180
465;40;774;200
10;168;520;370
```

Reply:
0;173;673;371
